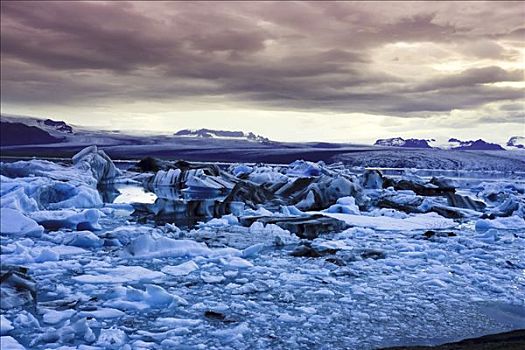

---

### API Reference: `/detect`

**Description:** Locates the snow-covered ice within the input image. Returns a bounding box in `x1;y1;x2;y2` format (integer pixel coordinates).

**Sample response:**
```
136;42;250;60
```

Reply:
319;212;457;231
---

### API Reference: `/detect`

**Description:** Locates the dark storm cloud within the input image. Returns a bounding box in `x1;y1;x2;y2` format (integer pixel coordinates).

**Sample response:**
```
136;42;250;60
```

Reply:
412;66;524;92
1;1;524;117
478;113;525;124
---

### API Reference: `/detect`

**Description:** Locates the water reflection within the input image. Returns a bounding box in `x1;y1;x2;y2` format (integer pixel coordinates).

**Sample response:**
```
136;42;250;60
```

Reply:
99;184;157;204
149;185;226;202
98;183;243;229
115;185;157;204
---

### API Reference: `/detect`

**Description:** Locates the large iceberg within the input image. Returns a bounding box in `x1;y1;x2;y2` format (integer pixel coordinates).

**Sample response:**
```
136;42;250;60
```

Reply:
72;145;120;185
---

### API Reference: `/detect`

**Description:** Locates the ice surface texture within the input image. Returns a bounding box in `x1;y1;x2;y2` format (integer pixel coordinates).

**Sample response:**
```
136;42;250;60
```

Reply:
1;146;524;349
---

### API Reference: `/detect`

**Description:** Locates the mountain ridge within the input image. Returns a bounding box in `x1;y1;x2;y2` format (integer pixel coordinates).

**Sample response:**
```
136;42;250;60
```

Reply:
374;137;522;151
174;128;271;143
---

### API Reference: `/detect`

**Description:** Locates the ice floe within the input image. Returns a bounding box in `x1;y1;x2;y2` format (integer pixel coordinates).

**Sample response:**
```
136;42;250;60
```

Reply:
0;208;43;237
318;212;457;231
29;209;102;231
73;265;165;284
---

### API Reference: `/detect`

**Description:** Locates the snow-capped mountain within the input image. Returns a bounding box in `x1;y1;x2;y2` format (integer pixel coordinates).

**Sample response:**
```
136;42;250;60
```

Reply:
446;138;504;151
38;119;74;134
375;137;508;151
507;136;525;149
374;137;433;149
1;115;75;137
174;128;271;143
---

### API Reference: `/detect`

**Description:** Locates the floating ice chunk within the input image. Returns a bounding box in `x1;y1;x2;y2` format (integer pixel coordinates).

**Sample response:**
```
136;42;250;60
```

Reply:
0;187;39;213
231;164;253;177
221;214;239;225
249;221;265;233
36;245;87;258
144;284;179;306
72;145;120;184
125;233;242;259
63;231;103;248
201;218;227;228
319;212;457;231
361;169;383;189
115;285;187;308
296;175;366;211
13;311;39;330
103;226;156;247
78;308;125;319
149;168;182;186
154;317;202;328
311;239;349;252
0;315;14;335
287;160;322;177
29;208;102;231
491;195;524;217
243;207;274;217
60;317;96;343
0;336;25;350
280;205;306;216
105;300;150;312
73;265;165;284
421;278;449;289
152;285;187;306
248;168;288;184
307;288;336;297
125;234;211;258
185;172;230;191
475;215;525;232
161;261;199;276
323;196;360;215
33;248;60;263
278;313;305;322
1;159;96;186
232;280;273;294
242;243;264;258
477;229;499;243
337;196;360;207
201;272;225;284
210;322;250;343
336;227;374;239
45;184;102;210
1;176;102;211
42;309;76;325
296;190;316;210
220;256;254;269
201;214;238;228
368;208;409;219
164;223;181;234
96;327;127;349
0;208;43;237
0;244;32;265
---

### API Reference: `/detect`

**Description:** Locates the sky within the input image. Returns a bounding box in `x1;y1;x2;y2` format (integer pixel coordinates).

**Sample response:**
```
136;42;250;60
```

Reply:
1;1;524;143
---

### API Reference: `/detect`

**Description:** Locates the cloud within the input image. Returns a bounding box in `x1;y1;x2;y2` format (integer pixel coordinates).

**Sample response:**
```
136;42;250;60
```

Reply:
1;0;524;121
412;66;524;92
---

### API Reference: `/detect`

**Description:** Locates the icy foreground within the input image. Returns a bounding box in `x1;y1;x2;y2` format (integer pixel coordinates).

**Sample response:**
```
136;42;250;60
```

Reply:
1;147;524;349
